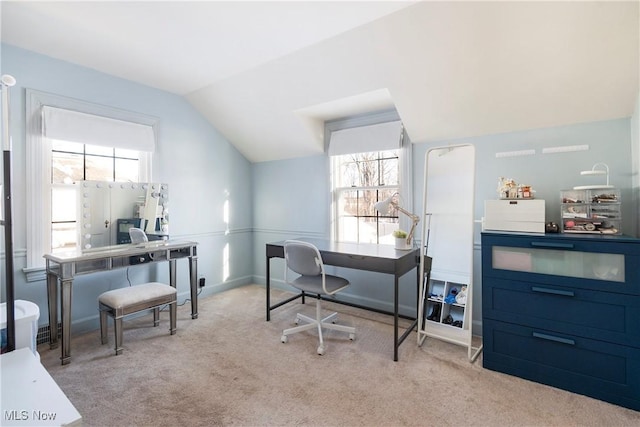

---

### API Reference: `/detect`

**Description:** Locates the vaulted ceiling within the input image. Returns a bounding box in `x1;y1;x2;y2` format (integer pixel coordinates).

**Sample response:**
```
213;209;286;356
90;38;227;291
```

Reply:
2;1;638;163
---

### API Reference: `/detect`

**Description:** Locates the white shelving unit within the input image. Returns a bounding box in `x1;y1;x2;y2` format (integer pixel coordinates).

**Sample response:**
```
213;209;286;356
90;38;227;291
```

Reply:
417;144;482;362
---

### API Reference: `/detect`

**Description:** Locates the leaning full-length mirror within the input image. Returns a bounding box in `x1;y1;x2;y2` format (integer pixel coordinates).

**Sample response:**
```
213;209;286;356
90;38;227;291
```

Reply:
418;144;481;361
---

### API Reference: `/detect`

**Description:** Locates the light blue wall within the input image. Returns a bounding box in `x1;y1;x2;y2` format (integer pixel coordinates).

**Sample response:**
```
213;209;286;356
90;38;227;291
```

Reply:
631;91;640;238
3;42;637;338
413;118;634;233
413;118;634;330
251;154;421;317
1;44;254;334
253;118;636;331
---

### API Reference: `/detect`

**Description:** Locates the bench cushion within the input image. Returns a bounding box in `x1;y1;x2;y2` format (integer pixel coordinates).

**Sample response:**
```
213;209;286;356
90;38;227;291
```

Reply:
99;282;176;309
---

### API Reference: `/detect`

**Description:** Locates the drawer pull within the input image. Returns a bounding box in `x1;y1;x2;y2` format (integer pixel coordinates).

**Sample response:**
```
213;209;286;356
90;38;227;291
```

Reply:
530;242;574;249
531;286;575;297
532;332;575;346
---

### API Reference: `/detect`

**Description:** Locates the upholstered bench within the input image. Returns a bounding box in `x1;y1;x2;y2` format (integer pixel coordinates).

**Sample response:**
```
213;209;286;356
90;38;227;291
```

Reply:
98;282;177;355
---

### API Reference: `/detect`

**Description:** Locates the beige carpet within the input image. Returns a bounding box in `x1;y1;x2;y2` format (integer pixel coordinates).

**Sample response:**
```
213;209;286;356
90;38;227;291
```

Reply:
39;285;639;427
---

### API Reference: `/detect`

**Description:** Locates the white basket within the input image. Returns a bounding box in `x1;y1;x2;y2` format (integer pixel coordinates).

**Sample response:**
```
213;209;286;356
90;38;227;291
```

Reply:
1;300;40;360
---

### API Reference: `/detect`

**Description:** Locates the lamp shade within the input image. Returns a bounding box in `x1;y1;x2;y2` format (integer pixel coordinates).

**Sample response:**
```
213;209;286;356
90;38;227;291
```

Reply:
374;195;395;214
573;163;613;190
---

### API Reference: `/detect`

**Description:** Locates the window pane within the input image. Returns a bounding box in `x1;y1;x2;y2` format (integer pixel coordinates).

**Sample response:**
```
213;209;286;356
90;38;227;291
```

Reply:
51;139;83;154
52;152;84;184
337;215;394;244
334;143;402;244
358;189;381;216
337;216;358;242
51;186;76;222
338;160;360;187
336;188;400;244
337;190;359;242
335;150;399;188
381;157;398;186
337;189;357;218
51;222;77;252
378;217;399;244
86;155;114;181
85;144;113;156
115;158;140;182
356;157;380;187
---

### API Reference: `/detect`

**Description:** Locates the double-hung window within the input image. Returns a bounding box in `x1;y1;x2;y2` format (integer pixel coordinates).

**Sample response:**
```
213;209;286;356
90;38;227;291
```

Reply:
25;90;156;277
328;115;412;244
50;140;144;253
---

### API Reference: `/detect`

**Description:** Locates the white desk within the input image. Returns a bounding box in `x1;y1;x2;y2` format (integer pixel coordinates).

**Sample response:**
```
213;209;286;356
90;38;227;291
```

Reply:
0;348;82;426
44;239;198;365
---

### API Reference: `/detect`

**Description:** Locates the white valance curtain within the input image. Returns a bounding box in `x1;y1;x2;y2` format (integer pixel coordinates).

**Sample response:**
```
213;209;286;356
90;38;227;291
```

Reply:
42;105;155;152
328;120;403;156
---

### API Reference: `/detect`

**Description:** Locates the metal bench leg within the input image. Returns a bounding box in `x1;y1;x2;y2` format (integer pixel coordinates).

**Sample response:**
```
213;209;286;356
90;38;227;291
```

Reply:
114;316;124;355
169;302;177;335
100;310;109;345
153;307;160;327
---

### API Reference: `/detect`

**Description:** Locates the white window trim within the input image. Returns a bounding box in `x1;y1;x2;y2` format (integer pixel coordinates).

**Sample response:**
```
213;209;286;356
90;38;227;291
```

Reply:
326;110;413;243
25;89;158;277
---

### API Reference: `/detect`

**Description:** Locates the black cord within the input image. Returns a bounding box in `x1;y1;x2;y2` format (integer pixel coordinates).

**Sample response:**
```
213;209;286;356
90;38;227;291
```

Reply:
159;286;203;311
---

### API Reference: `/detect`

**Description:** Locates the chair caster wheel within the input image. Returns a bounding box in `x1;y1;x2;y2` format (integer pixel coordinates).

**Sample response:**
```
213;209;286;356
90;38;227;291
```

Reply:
281;335;288;343
349;333;355;341
317;346;325;355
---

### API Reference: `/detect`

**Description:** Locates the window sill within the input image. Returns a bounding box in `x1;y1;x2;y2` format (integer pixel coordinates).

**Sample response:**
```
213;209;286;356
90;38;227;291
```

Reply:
23;266;46;283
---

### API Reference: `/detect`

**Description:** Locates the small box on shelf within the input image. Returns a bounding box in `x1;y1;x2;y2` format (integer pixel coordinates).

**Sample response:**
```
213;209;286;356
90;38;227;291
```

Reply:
484;199;545;233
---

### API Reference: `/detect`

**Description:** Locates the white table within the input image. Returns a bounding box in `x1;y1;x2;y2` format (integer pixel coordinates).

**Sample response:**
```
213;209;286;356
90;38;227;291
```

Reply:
0;348;82;426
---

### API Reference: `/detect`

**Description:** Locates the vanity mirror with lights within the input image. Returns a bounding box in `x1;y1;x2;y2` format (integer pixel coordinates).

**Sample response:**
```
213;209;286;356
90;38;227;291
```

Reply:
77;180;169;250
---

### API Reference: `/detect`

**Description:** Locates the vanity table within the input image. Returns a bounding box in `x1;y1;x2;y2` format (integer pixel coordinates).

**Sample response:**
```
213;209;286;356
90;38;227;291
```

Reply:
44;239;198;365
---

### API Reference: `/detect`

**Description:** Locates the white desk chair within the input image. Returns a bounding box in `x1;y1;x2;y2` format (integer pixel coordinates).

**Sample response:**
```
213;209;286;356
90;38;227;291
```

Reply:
129;227;148;244
281;240;355;355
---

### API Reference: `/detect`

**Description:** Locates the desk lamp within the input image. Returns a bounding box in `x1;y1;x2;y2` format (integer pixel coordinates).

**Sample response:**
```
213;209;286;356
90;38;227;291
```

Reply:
374;193;420;247
573;163;613;190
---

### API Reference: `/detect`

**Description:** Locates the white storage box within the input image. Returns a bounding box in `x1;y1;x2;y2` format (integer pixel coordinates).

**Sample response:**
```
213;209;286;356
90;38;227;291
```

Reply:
484;199;545;233
1;300;40;359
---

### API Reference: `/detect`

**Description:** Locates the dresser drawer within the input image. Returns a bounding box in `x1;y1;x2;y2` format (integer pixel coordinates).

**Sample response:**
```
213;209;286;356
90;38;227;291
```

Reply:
481;233;640;295
483;278;640;347
483;319;640;411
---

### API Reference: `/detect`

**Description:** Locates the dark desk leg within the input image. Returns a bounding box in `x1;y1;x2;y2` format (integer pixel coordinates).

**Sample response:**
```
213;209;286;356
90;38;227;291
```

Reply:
46;272;58;349
189;256;198;319
60;279;73;365
416;264;421;331
394;275;399;362
266;255;271;321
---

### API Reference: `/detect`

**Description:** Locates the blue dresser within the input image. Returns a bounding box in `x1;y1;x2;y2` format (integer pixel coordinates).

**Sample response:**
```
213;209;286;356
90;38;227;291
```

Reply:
481;232;640;411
